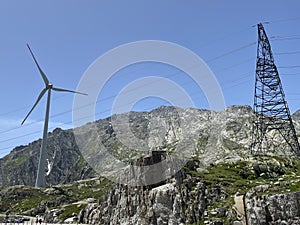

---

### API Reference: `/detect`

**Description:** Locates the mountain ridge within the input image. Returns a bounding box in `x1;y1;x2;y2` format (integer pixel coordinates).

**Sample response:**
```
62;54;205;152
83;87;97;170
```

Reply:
1;105;300;224
1;105;300;187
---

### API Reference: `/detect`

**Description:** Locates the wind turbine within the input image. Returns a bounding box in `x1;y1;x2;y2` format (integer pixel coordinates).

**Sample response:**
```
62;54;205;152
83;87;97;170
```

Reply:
22;44;87;188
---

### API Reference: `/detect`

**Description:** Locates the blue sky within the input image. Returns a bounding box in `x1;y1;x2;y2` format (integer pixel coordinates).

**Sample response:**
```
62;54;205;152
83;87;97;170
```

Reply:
0;1;300;157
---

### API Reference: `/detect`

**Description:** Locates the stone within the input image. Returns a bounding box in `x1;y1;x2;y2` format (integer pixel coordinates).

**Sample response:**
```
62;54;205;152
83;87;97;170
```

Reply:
215;207;226;217
2;105;300;224
245;189;300;224
232;221;243;225
274;181;280;186
196;168;209;174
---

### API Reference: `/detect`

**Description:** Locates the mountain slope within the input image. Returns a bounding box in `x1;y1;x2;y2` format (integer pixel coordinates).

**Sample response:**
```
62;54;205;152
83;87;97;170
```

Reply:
1;105;300;224
0;128;95;186
1;105;299;187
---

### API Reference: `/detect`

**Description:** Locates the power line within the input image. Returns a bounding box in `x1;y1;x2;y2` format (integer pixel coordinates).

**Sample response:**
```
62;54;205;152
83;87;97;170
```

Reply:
2;24;298;120
275;51;300;55
281;73;300;76
0;94;68;117
207;42;256;62
0;75;263;154
3;22;300;153
196;24;255;50
278;66;300;69
1;72;258;154
214;57;255;73
0;40;257;135
0;57;257;151
286;93;300;96
270;36;300;41
0;24;257;119
264;17;300;24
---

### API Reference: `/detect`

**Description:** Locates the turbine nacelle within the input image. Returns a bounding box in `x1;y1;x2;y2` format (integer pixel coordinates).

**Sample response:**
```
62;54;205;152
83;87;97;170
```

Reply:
47;83;53;89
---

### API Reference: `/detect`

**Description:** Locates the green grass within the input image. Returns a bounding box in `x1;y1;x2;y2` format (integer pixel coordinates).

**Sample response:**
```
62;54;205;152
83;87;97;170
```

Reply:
1;155;300;224
0;186;51;213
0;177;112;216
58;204;87;221
290;181;300;192
183;155;300;224
186;161;258;195
12;155;29;167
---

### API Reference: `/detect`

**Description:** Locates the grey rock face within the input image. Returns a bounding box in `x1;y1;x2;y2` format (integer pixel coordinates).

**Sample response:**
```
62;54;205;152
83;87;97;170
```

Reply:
74;105;256;178
79;172;207;225
79;172;300;225
245;186;300;224
292;110;300;122
2;104;300;187
0;105;255;187
0;128;95;186
2;105;300;224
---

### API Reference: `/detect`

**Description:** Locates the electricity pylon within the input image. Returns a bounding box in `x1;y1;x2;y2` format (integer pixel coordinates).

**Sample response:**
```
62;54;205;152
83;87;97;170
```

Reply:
251;23;300;156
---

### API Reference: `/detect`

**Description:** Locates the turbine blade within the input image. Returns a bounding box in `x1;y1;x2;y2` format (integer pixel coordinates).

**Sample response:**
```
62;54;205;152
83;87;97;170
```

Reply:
27;44;50;85
21;88;48;125
52;87;88;96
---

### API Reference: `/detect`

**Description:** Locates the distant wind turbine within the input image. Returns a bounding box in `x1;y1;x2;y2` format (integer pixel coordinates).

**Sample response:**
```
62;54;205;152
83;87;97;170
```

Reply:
22;44;87;188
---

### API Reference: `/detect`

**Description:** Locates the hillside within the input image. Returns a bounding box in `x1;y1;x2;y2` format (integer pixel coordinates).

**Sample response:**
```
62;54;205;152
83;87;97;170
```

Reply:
2;105;300;187
1;105;300;224
0;128;95;186
1;155;300;224
0;105;253;186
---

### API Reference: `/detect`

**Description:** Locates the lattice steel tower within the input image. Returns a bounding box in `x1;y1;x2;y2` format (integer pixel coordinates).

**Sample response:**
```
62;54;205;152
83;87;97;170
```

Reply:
251;23;300;156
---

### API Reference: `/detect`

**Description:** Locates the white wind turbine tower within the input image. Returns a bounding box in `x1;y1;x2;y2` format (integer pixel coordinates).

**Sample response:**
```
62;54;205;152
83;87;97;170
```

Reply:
22;44;87;188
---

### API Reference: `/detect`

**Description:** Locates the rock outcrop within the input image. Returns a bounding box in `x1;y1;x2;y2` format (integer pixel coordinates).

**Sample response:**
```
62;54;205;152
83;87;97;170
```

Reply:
79;172;209;225
78;154;300;225
0;128;95;186
245;185;300;224
2;105;300;187
1;105;300;224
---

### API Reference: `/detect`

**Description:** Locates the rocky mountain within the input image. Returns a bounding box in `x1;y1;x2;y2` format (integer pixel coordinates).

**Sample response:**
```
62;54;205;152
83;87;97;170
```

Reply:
1;154;300;224
1;105;300;186
79;155;300;225
1;105;300;224
0;128;95;186
0;105;253;186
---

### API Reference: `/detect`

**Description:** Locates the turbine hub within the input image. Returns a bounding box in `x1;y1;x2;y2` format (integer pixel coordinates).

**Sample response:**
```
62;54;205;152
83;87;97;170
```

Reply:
47;83;53;89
